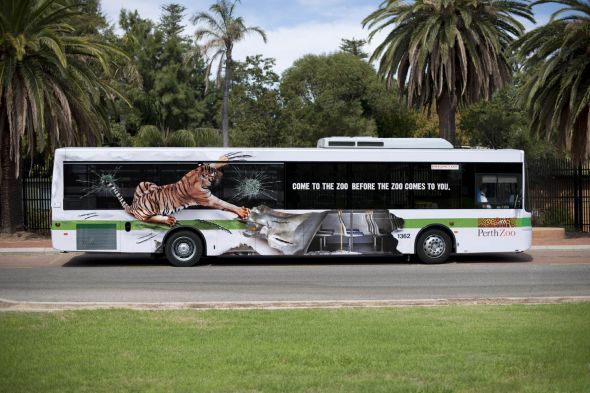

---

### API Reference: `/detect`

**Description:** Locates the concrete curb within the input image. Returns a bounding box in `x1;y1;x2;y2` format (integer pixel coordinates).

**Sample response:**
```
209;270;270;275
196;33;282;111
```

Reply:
530;245;590;250
0;248;59;253
1;296;590;312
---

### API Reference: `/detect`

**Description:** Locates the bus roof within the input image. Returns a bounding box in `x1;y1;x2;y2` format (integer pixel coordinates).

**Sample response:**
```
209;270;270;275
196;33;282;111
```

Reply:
316;137;454;149
55;146;525;163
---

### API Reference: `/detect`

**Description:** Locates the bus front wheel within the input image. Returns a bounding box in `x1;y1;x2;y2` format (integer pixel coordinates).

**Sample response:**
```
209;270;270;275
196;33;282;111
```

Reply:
165;231;203;267
416;229;451;264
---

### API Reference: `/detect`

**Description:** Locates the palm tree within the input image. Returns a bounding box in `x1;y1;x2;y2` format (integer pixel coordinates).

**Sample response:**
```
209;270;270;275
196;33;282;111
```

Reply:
0;0;126;232
363;0;534;145
192;0;267;147
513;0;590;163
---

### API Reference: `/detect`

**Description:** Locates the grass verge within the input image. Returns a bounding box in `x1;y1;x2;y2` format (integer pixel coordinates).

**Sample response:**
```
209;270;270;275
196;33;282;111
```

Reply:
1;303;589;392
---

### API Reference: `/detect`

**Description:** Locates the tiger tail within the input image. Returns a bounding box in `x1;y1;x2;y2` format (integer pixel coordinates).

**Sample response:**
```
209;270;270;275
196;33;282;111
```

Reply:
106;181;132;214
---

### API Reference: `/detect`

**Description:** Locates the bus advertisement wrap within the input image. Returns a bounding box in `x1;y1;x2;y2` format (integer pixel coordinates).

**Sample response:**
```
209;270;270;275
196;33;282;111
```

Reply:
51;143;532;265
64;152;407;256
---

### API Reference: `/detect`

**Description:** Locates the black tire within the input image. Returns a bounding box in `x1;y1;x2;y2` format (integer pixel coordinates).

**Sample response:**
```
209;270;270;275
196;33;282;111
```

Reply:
164;231;203;267
416;229;452;264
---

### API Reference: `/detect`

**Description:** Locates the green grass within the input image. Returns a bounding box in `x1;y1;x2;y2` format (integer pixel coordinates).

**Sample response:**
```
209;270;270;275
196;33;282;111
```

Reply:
1;304;589;393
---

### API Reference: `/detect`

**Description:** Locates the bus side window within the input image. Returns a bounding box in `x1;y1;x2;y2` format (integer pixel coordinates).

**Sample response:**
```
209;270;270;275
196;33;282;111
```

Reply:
475;174;521;209
221;163;285;209
476;183;492;209
285;163;347;209
497;175;521;208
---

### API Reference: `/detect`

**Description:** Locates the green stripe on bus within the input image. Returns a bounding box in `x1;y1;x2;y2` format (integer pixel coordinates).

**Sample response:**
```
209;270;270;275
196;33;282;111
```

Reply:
520;217;532;226
51;220;247;231
403;218;477;228
52;217;531;231
403;217;531;228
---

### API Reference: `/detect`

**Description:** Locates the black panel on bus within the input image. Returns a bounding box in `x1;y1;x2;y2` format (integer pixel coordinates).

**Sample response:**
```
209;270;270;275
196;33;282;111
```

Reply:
63;161;523;211
285;163;348;209
63;162;285;210
285;162;464;209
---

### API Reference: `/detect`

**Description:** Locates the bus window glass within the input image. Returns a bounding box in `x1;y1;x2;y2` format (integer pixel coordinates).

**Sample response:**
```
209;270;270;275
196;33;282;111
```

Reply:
285;163;347;209
476;173;521;208
460;163;476;208
65;162;284;210
159;164;193;184
220;163;285;209
349;163;410;209
412;164;461;209
64;163;159;210
63;164;91;210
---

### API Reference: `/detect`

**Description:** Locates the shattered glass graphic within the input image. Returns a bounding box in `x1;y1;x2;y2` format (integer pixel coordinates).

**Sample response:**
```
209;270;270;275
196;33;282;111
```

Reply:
229;167;281;203
77;166;122;199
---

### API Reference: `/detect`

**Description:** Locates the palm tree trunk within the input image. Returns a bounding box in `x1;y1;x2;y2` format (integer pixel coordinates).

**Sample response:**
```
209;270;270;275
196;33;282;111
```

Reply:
436;89;457;146
222;50;233;147
0;120;25;234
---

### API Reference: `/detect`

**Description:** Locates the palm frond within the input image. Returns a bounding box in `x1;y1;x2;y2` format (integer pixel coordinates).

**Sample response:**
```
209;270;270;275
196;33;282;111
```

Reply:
513;0;590;162
365;0;533;111
0;0;130;175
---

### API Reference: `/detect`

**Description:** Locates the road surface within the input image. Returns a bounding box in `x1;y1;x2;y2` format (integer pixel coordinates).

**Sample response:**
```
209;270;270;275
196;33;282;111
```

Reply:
0;250;589;305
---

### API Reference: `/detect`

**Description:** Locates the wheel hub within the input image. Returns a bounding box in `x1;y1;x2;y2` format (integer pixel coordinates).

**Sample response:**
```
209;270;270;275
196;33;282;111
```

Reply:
423;235;445;258
176;242;192;256
173;237;195;260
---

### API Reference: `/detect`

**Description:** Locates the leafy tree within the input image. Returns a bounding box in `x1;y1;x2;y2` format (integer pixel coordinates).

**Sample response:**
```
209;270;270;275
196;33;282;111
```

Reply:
192;0;267;147
362;0;534;145
116;10;162;130
339;38;368;59
155;4;208;131
69;0;110;36
460;77;560;159
513;0;590;163
280;53;414;146
229;55;282;146
132;125;221;146
115;5;210;134
104;123;133;147
460;87;527;149
0;0;127;233
191;128;224;146
362;73;419;139
159;3;185;39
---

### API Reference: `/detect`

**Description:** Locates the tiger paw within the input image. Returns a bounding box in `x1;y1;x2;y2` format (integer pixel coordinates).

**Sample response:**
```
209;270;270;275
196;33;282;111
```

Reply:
165;216;177;226
236;207;250;219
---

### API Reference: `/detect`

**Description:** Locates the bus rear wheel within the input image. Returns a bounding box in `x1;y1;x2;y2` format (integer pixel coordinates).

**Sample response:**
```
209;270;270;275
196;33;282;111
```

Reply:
416;229;451;264
165;231;203;267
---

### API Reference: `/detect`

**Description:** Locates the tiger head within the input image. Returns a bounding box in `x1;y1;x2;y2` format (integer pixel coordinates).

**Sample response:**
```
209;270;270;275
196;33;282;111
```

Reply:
187;153;251;192
197;164;223;189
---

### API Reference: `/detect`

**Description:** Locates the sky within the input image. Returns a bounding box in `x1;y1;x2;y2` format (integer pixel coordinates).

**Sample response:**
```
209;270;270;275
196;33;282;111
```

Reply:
100;0;560;74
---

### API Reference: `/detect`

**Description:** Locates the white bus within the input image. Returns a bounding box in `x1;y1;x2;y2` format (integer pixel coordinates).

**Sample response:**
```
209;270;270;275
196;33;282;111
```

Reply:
51;137;531;266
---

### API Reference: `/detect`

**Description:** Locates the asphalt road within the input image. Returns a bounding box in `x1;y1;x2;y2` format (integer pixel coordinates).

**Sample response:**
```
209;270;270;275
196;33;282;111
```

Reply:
0;251;589;303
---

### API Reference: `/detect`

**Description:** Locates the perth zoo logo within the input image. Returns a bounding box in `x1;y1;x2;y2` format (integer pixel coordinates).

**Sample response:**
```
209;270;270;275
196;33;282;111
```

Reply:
477;218;517;237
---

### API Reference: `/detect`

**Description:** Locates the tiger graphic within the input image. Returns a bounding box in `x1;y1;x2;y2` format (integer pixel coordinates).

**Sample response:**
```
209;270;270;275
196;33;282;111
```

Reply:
107;153;250;226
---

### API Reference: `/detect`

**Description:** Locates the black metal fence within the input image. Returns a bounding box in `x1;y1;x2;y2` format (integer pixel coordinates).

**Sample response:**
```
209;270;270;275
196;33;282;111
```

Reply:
18;158;590;233
22;164;52;234
527;159;590;232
